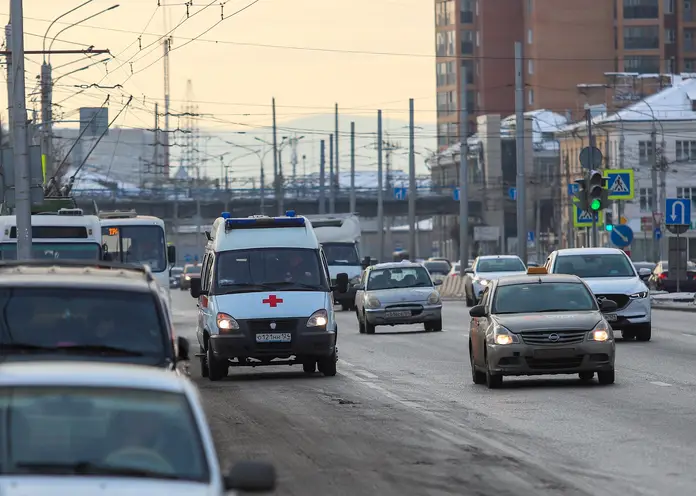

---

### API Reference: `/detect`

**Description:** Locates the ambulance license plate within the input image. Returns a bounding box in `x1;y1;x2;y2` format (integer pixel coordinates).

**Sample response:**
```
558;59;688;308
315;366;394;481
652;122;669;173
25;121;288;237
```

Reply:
604;313;617;322
386;310;411;318
255;333;292;343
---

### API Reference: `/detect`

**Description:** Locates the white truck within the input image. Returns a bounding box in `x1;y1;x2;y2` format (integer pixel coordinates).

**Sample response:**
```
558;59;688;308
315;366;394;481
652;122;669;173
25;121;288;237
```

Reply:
307;214;366;311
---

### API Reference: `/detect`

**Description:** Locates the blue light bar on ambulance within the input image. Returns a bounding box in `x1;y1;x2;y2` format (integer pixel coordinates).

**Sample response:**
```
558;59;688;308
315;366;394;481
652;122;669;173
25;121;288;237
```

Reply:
221;212;231;219
225;216;306;230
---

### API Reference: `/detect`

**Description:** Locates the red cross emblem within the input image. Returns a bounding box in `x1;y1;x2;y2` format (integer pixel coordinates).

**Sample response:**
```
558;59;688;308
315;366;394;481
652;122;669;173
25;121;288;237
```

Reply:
262;295;284;307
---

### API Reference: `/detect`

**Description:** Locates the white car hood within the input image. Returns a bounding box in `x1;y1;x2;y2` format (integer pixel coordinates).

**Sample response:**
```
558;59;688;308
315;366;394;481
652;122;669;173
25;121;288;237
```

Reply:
0;477;218;496
213;291;330;320
474;271;527;281
581;277;647;294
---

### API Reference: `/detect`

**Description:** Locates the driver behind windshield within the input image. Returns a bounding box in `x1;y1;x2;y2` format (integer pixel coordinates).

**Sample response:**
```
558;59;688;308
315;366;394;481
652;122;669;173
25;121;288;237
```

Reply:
127;238;163;271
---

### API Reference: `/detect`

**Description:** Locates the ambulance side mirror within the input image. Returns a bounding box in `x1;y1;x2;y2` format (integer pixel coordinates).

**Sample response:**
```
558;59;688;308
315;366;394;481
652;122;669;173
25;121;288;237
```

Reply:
190;277;203;298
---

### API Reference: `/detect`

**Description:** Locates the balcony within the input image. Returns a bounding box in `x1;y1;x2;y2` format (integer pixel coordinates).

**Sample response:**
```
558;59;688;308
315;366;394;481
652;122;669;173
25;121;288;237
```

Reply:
686;9;695;22
460;10;473;23
461;41;474;55
623;6;659;19
685;39;696;52
623;37;660;50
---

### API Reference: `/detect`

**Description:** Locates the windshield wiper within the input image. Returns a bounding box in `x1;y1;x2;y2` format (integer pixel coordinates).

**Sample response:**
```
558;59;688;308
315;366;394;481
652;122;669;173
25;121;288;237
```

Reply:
264;281;324;290
536;309;578;313
13;461;183;480
1;343;144;356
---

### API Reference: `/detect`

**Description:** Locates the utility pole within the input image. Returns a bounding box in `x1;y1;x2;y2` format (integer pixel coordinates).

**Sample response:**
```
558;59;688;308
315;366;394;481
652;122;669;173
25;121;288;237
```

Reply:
514;41;527;263
535;185;542;262
162;36;171;176
587;108;598;248
408;98;417;260
5;23;12;138
335;103;339;198
377;110;384;263
40;62;52;181
10;0;31;259
659;137;667;261
650;125;659;262
459;69;469;273
350;121;356;213
319;139;326;214
271;97;279;215
329;134;335;213
565;153;574;248
278;144;285;215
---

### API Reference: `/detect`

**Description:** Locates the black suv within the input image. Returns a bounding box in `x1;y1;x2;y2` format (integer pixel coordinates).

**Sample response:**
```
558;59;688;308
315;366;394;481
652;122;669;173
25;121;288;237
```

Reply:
0;260;189;369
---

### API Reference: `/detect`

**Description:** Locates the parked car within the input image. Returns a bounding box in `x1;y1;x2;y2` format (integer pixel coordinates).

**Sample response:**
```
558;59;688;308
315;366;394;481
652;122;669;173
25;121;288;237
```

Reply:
170;266;184;288
180;264;201;290
632;261;656;283
648;260;696;292
423;260;451;282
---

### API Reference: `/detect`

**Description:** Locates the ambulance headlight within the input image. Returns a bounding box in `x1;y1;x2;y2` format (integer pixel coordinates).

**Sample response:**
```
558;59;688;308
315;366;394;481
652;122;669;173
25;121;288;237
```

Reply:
307;309;328;328
216;312;240;333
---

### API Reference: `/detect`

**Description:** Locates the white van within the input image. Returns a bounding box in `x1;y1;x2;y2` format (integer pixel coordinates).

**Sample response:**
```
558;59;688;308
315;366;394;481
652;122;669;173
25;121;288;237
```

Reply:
190;211;348;381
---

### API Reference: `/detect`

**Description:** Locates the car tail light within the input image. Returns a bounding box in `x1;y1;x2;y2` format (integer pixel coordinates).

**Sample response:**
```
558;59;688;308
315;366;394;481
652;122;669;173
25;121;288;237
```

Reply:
659;272;668;279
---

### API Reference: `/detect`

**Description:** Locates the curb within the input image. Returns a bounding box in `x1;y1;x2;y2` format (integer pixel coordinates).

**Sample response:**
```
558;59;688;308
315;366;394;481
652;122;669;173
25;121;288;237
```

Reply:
652;303;696;313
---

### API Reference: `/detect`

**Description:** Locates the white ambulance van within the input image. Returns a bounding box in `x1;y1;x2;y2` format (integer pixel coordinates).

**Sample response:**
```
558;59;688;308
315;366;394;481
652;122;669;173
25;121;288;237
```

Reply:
190;210;348;381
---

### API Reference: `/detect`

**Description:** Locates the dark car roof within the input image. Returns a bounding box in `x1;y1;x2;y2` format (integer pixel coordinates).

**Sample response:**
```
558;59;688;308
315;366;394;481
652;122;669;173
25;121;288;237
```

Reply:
496;273;584;286
0;266;154;292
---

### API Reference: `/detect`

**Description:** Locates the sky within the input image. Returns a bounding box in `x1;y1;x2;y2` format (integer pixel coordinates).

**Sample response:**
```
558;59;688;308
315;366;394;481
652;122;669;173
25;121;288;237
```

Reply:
1;0;438;147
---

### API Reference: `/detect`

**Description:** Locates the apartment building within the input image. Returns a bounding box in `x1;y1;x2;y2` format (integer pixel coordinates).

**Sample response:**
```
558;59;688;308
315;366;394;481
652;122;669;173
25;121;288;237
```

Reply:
435;0;615;149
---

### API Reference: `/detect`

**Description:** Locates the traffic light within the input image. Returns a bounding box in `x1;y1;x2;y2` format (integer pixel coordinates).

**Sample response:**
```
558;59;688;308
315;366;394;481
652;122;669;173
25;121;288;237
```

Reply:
605;212;613;231
587;170;609;212
574;178;589;211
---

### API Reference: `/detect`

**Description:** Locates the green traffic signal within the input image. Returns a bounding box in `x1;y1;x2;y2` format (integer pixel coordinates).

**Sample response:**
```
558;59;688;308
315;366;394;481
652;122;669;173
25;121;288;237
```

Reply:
590;198;602;210
606;224;613;231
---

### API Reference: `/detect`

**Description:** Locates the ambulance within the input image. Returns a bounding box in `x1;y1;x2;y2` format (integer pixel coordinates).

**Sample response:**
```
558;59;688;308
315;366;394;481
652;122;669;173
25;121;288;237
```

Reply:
189;210;348;381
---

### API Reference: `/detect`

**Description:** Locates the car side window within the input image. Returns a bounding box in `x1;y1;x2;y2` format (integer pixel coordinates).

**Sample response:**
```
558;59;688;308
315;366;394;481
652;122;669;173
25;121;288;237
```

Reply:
479;286;491;309
201;253;212;291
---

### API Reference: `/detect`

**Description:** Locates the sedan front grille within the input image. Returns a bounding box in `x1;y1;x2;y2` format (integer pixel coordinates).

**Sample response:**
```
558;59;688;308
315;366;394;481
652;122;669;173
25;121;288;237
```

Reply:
595;293;630;310
520;330;587;345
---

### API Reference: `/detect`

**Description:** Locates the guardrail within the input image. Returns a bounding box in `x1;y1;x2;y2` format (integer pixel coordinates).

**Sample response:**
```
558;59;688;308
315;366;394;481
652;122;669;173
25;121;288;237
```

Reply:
651;291;696;312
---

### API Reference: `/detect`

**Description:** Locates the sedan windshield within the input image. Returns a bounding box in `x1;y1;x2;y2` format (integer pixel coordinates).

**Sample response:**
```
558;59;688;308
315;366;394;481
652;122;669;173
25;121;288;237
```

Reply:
102;226;167;273
184;265;201;274
475;258;525;273
215;248;327;292
423;261;450;274
0;243;100;260
367;267;432;290
322;243;360;266
493;282;598;314
0;386;209;482
0;288;166;357
554;254;636;278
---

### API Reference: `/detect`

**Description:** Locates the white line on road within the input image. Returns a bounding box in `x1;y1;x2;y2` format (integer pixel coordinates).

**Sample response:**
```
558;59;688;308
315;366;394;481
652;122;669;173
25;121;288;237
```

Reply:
683;333;694;338
649;381;672;387
354;370;378;379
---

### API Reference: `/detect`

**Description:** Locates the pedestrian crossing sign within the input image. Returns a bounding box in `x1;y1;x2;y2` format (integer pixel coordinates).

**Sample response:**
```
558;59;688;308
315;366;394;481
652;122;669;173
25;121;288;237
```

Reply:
573;204;605;228
603;169;634;200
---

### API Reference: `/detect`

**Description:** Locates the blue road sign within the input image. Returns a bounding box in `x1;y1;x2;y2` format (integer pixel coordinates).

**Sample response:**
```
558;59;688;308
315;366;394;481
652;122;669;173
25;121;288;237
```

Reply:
527;231;534;243
654;227;662;240
509;187;517;200
393;187;407;200
603;169;634;200
573;205;604;228
610;224;633;248
453;188;460;201
567;183;579;197
666;198;692;225
194;255;199;262
184;254;192;262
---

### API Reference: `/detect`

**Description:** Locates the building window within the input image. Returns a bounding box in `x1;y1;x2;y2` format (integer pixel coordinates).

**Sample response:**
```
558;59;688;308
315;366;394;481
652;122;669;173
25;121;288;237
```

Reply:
685;58;696;71
527;29;533;44
437;90;457;115
436;61;457;86
528;0;533;13
528;88;534;105
665;0;675;13
623;55;660;73
677;187;696;205
665;28;675;43
676;140;696;161
638;140;654;164
639;187;653;212
461;30;474;54
435;0;455;26
528;59;534;74
460;0;474;23
461;59;474;83
623;25;659;50
475;31;480;47
436;31;456;57
685;29;696;52
623;0;659;19
687;1;695;22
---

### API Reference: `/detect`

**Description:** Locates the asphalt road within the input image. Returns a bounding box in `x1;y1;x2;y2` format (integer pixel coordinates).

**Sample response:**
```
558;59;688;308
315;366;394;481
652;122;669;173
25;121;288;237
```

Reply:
170;290;696;496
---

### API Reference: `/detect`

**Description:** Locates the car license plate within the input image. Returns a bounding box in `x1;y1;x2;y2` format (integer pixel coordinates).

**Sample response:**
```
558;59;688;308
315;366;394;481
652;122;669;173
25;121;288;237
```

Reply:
533;348;574;359
386;310;411;318
255;333;291;343
604;313;617;322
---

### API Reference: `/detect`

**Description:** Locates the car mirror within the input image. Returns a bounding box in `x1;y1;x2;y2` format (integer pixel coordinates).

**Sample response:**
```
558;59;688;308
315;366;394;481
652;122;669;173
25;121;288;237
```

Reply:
336;273;349;293
354;283;364;290
176;336;189;361
638;268;651;276
189;277;203;298
600;299;618;313
464;268;474;275
433;279;443;286
167;245;176;266
469;305;487;318
224;461;276;492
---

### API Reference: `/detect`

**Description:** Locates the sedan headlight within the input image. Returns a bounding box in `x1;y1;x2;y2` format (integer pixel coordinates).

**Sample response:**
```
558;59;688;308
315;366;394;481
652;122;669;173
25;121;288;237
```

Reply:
630;291;648;299
307;309;328;327
492;325;519;345
589;320;611;342
427;291;441;305
474;278;489;286
185;275;191;280
216;312;240;332
365;295;381;309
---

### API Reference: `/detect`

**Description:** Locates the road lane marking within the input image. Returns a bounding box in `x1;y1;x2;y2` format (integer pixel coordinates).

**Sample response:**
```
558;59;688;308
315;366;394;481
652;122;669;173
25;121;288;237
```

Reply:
354;369;378;379
649;381;672;387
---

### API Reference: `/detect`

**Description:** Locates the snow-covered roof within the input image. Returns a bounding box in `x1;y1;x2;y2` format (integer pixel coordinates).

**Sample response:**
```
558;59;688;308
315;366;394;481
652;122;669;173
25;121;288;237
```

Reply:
559;76;696;134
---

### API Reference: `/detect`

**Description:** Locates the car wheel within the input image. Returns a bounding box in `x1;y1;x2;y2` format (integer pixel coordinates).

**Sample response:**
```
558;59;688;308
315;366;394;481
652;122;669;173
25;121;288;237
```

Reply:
470;344;486;385
578;371;594;382
318;351;337;377
207;346;228;382
358;316;365;334
484;350;503;389
465;289;473;307
622;330;636;341
341;303;350;311
303;360;317;373
425;319;443;332
200;346;209;378
635;324;651;342
364;314;376;334
597;368;615;385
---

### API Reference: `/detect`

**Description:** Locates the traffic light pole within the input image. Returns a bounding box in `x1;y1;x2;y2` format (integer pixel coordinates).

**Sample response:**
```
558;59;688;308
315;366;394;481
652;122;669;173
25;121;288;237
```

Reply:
587;109;598;248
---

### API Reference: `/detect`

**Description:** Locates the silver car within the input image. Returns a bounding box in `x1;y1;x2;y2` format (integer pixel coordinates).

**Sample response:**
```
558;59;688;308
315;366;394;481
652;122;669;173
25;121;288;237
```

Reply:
354;261;443;334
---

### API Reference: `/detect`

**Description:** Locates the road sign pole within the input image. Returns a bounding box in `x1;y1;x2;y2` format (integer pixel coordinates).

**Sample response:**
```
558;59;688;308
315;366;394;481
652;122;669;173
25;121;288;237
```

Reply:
591;214;597;247
677;230;681;293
